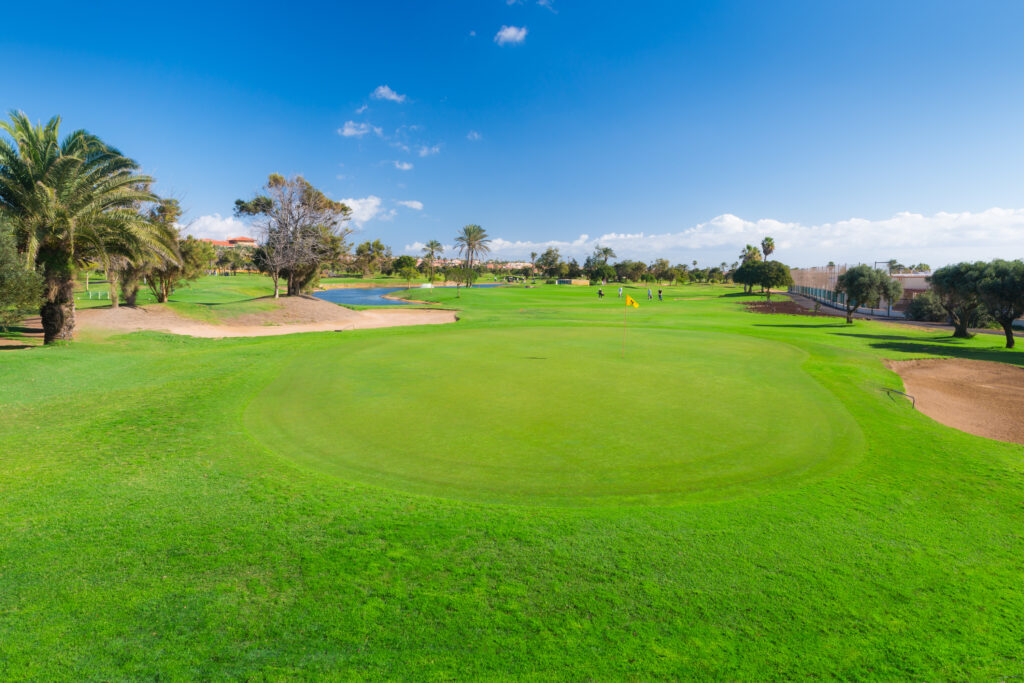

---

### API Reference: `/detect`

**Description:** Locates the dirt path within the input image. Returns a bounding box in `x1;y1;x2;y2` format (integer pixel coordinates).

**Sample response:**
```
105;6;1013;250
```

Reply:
77;296;456;339
888;358;1024;445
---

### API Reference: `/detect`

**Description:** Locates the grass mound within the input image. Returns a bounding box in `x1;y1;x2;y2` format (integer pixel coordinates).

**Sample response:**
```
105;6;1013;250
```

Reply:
248;326;861;505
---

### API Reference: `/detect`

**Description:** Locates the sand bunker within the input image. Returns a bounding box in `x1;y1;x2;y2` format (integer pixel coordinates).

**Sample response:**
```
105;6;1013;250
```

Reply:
77;296;456;339
888;358;1024;445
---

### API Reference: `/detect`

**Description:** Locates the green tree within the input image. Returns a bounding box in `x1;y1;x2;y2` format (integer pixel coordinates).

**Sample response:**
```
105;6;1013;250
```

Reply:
117;198;182;306
454;225;490;285
733;260;763;293
758;260;793;301
0;227;42;330
835;265;903;324
760;236;775;260
0;112;156;342
354;239;390;278
929;262;986;338
977;259;1024;348
147;235;214;303
392;254;417;273
536;247;562;276
421;240;443;282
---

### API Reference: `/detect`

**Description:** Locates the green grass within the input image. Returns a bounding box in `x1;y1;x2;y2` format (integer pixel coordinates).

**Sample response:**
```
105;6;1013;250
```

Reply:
76;273;281;322
2;280;1024;679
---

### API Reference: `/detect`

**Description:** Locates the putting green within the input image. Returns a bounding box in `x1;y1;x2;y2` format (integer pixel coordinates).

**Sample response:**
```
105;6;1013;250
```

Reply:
245;326;863;505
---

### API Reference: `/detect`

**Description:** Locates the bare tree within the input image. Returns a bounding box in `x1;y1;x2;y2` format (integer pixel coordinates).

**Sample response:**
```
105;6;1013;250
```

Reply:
236;174;352;298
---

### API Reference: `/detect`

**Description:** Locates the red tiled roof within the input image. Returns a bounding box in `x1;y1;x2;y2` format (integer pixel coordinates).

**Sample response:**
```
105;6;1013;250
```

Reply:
228;236;256;243
201;238;232;247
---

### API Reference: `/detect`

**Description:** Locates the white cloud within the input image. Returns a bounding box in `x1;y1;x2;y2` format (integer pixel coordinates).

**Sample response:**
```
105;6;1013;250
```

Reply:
469;30;476;37
397;200;424;210
417;144;441;157
393;160;414;171
372;85;406;103
182;214;254;241
495;25;527;45
466;130;482;141
339;121;382;137
339;196;387;226
441;208;1024;268
355;104;368;114
537;0;556;11
405;241;454;256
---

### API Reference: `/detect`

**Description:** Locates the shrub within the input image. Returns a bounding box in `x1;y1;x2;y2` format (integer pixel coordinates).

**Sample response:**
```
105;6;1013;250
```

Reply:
904;290;947;322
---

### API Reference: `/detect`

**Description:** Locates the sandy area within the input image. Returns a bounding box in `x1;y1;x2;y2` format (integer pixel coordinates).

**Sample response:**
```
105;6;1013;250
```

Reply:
888;358;1024;445
77;296;456;339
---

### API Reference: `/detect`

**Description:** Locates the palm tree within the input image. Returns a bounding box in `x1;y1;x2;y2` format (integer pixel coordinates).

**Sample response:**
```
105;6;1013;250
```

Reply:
593;245;616;265
454;224;490;286
739;244;762;264
530;251;538;275
761;236;775;260
0;112;157;342
421;239;443;282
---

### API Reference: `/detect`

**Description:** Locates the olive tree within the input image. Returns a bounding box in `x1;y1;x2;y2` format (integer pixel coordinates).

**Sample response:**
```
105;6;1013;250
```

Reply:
929;262;986;338
835;265;903;324
977;259;1024;348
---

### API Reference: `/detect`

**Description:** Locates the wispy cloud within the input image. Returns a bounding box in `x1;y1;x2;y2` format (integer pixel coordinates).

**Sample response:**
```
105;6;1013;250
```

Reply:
397;200;424;210
393;160;414;171
417;144;441;157
495;25;527;45
355;104;368;114
339;121;382;137
372;85;406;103
466;130;482;141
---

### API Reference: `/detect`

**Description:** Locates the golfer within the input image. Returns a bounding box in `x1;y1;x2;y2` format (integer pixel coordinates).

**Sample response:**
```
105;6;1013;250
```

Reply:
618;286;623;298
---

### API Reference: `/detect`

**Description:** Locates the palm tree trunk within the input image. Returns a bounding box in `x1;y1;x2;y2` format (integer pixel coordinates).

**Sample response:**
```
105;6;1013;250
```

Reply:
107;270;120;309
37;247;76;343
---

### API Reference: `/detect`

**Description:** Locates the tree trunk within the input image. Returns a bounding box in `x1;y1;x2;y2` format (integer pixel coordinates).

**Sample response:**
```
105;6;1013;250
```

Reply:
40;276;76;344
37;247;76;344
1001;321;1016;349
846;306;854;324
272;273;280;298
951;315;971;338
107;271;120;309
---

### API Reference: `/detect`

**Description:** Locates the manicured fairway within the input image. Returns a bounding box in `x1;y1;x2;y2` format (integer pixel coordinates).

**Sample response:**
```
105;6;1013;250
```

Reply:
2;281;1024;679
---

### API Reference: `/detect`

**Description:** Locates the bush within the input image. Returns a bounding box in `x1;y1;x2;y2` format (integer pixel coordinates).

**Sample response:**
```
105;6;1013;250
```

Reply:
904;290;947;322
0;230;43;330
544;278;556;284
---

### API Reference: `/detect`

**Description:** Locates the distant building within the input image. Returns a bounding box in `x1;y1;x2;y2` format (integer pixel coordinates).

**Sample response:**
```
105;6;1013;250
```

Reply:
199;236;257;248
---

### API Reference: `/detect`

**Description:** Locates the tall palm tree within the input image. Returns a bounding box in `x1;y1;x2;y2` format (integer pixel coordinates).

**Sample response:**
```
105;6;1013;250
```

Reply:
739;244;762;264
593;245;616;265
761;236;775;260
0;112;156;342
454;224;490;286
421;239;443;282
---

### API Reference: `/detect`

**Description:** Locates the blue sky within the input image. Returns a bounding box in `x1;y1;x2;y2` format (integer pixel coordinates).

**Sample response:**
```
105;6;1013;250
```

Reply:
4;0;1024;266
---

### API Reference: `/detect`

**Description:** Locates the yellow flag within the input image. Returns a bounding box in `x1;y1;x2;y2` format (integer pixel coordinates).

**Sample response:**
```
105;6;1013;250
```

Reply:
625;295;639;309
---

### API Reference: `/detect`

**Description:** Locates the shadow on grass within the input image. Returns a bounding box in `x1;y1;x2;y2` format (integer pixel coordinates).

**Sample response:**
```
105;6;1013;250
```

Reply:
862;340;1024;368
0;320;44;351
752;322;851;329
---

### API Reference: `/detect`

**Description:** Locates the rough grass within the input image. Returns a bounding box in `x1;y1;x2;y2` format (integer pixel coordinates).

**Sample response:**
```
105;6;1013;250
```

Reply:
2;280;1023;679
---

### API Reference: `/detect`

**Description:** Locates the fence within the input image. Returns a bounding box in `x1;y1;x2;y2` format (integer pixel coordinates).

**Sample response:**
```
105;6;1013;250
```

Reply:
788;264;905;318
